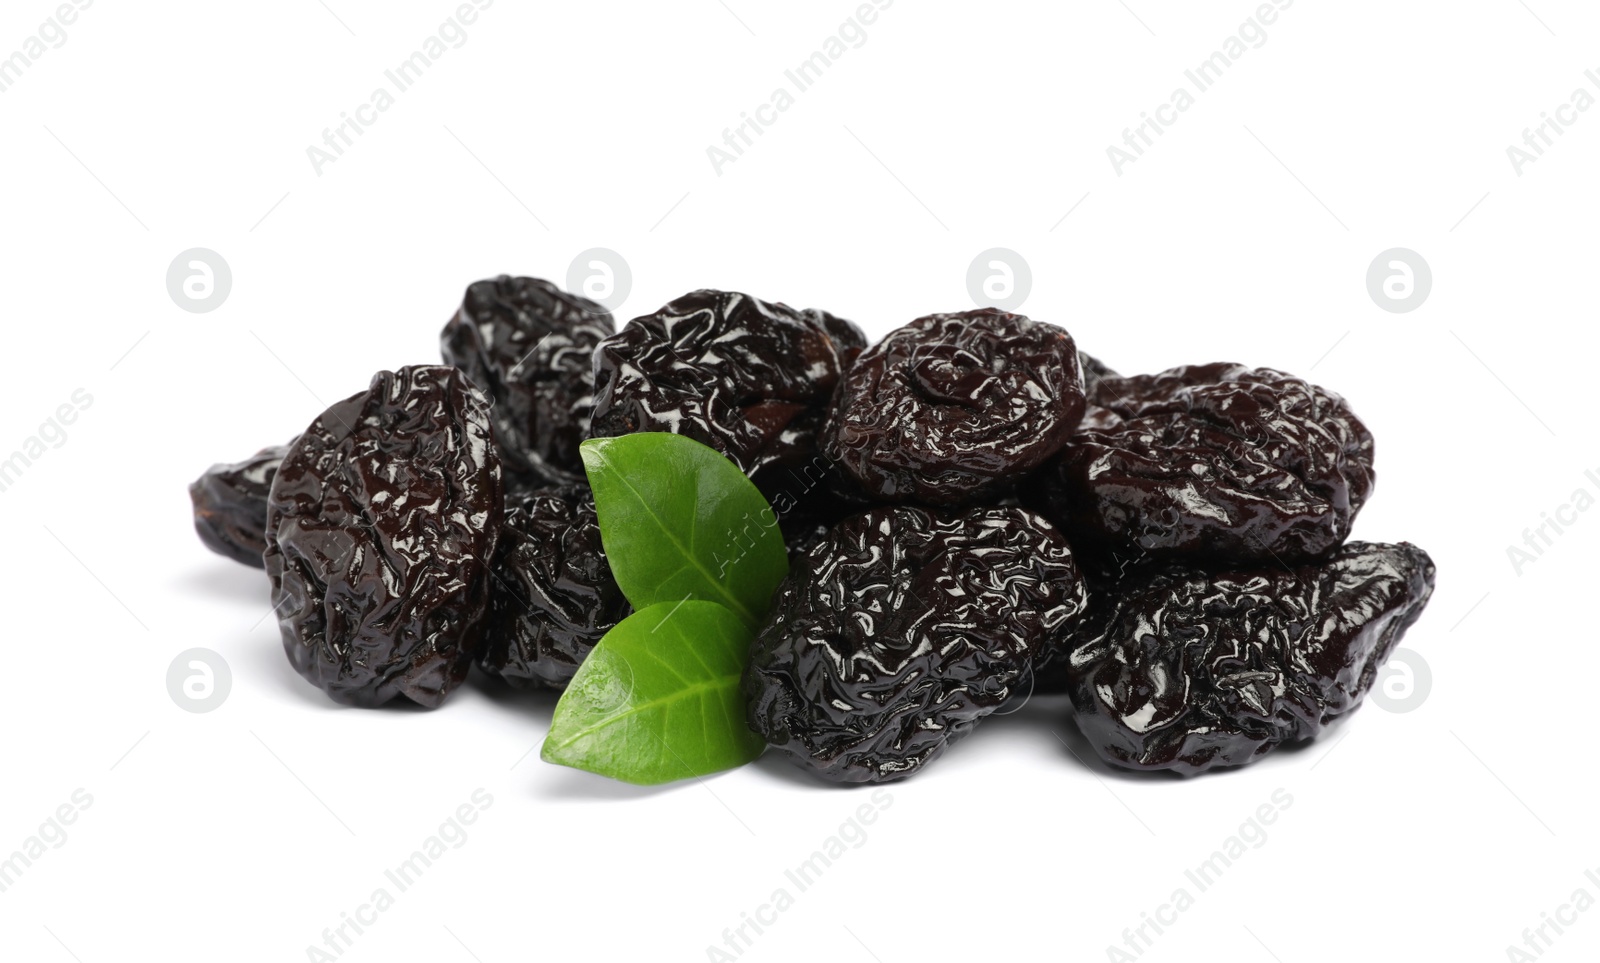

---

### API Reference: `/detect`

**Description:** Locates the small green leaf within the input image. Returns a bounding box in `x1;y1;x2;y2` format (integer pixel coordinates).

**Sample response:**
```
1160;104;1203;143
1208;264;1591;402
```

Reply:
580;433;788;628
541;601;765;785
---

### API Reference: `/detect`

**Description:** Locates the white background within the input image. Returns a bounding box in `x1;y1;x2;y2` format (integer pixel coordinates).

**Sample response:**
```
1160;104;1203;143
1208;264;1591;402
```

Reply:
1;1;1595;960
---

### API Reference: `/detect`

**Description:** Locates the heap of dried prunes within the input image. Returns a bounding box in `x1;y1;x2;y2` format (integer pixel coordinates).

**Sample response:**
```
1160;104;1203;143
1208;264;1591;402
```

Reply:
190;276;1434;783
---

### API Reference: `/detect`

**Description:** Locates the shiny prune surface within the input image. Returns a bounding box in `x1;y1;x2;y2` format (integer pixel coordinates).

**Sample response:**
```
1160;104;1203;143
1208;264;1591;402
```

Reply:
189;444;288;568
587;289;865;500
745;505;1088;783
824;309;1085;506
479;485;629;689
779;514;837;563
1077;351;1124;432
1068;541;1435;776
441;275;614;485
1078;351;1118;394
264;365;503;708
1025;363;1375;574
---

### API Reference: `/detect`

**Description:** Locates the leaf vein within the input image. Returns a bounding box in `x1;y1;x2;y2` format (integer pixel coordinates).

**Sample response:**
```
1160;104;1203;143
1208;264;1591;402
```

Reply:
547;676;740;750
591;448;756;624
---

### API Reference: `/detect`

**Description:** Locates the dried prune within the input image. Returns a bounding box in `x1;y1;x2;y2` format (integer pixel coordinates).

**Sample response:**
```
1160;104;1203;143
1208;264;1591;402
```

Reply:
1024;363;1375;573
821;309;869;368
189;444;288;568
745;505;1088;783
1077;352;1124;432
1078;351;1118;394
478;485;629;689
771;464;877;555
779;514;837;562
824;309;1085;505
1068;541;1435;776
587;290;865;501
441;275;614;485
263;365;503;708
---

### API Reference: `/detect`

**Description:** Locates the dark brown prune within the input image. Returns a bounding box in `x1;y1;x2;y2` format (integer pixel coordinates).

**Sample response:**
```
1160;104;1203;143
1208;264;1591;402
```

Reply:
779;515;837;562
263;365;503;708
189;444;288;568
745;505;1088;783
770;460;878;555
822;310;869;368
1078;351;1119;394
441;275;614;484
587;290;865;500
823;309;1085;506
478;485;629;689
1077;352;1124;432
1024;363;1375;574
1068;541;1435;776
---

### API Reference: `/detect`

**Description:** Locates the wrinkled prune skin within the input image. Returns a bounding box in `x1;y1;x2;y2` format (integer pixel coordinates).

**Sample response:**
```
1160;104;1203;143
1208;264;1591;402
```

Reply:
745;506;1088;783
441;276;614;485
478;485;629;689
824;309;1085;506
189;444;288;568
264;366;503;708
770;460;878;555
1068;541;1435;776
1077;352;1124;432
1024;363;1375;574
1078;351;1118;394
821;309;869;368
587;290;866;500
780;515;836;562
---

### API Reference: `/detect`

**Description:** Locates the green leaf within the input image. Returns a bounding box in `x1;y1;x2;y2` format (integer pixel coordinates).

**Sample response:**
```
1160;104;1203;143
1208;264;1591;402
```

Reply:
541;601;765;785
580;433;788;628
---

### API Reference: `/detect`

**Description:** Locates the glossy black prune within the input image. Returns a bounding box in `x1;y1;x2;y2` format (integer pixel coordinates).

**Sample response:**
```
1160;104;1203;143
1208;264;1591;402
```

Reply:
745;505;1088;783
1068;541;1435;776
1024;363;1375;574
770;460;878;556
441;275;614;485
779;514;838;562
824;309;1085;506
263;365;503;708
1077;352;1124;432
1078;351;1119;394
587;290;865;500
478;485;629;689
189;444;288;568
